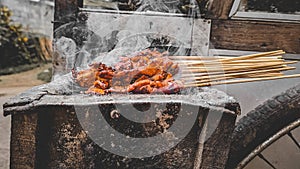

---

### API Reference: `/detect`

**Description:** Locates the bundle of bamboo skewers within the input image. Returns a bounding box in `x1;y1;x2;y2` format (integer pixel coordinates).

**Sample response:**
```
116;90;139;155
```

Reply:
169;50;300;87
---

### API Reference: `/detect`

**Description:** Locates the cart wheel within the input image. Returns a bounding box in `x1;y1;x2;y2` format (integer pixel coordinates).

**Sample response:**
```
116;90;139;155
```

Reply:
226;83;300;169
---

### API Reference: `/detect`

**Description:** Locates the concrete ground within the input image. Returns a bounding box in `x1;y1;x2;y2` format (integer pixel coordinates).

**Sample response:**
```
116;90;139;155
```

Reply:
0;64;299;168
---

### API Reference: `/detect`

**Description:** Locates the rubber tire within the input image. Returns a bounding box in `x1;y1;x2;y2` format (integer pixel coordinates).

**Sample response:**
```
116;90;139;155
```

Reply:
225;83;300;169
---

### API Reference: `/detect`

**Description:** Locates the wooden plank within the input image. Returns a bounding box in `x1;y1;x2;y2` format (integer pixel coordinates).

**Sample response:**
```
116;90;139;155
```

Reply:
10;113;38;169
47;105;205;168
232;11;300;23
204;0;235;19
200;112;237;169
44;104;238;168
210;19;300;54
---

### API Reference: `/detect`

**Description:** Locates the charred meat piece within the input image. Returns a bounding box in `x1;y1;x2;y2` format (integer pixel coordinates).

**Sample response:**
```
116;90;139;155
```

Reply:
74;62;115;94
73;68;97;88
74;49;182;94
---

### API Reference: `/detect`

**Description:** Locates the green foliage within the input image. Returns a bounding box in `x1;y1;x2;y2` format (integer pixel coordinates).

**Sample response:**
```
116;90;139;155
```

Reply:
0;6;32;69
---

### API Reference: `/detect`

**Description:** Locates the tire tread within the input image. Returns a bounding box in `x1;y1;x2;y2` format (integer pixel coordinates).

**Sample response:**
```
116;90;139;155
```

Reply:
226;84;300;169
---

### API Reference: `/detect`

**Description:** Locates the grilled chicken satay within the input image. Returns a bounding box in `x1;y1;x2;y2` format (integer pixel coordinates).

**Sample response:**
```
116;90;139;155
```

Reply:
74;49;181;95
73;62;115;94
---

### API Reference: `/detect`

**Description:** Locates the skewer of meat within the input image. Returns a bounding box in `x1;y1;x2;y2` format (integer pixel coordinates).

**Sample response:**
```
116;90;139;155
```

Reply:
73;49;299;95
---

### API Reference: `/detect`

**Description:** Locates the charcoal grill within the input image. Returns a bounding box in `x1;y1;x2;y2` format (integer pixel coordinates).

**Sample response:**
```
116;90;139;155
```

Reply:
3;1;240;169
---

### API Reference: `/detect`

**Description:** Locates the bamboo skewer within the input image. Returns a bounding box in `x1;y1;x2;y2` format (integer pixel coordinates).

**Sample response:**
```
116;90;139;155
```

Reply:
219;50;285;62
181;67;295;81
169;52;284;60
183;70;286;84
170;50;300;87
180;59;284;64
172;56;282;61
180;66;295;78
172;58;283;65
242;73;284;78
169;51;284;61
182;61;296;73
184;74;300;88
183;73;283;85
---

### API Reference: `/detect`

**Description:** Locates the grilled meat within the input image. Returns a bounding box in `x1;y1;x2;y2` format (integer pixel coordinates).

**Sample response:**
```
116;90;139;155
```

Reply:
74;49;182;94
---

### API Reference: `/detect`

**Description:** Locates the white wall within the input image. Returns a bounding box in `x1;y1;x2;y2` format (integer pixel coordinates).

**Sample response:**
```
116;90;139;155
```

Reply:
0;0;54;37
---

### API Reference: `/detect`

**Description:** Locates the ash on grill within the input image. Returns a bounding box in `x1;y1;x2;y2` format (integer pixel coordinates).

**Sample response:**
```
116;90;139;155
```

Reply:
73;49;183;95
